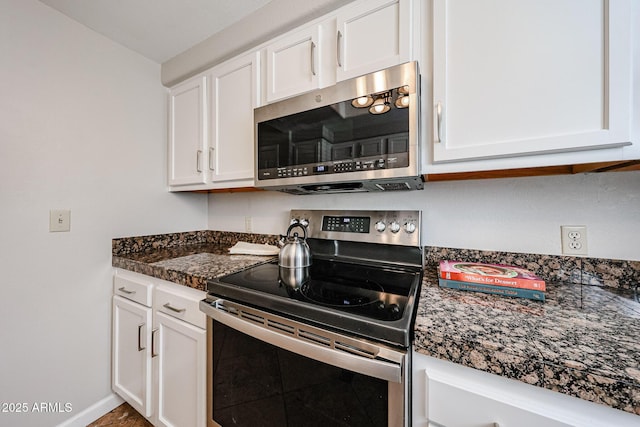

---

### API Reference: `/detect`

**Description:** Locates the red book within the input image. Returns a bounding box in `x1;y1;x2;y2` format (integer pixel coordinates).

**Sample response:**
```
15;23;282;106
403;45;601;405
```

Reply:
439;260;546;291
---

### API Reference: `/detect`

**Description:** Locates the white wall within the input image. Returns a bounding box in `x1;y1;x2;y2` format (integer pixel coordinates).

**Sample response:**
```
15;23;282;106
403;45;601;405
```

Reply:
207;171;640;261
0;2;207;426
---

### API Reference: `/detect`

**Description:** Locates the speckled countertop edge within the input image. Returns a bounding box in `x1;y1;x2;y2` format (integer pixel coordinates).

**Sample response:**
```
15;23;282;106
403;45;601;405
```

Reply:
112;233;640;416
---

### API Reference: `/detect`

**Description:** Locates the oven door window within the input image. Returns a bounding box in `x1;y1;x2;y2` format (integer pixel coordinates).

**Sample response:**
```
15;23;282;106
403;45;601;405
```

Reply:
213;320;388;426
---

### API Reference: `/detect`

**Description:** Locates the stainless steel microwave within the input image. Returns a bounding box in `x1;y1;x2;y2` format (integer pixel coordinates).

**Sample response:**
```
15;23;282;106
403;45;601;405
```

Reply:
254;62;422;194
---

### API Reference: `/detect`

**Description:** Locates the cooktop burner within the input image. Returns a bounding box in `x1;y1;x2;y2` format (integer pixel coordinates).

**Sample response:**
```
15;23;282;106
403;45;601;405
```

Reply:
300;276;384;308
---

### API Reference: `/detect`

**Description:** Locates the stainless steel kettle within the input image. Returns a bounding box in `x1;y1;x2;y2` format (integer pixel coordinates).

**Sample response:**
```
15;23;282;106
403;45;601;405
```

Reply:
278;223;312;268
278;223;311;289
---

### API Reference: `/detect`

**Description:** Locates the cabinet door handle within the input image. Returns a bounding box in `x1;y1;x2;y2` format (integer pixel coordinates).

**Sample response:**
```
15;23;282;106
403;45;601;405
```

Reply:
196;150;203;172
336;30;343;68
151;328;159;358
137;323;145;351
310;41;317;76
208;147;215;171
435;101;443;143
163;302;186;314
118;286;135;295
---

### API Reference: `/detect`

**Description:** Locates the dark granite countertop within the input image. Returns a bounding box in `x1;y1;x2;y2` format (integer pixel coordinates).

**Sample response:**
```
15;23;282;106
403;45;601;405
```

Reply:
414;268;640;416
112;231;279;291
112;232;640;417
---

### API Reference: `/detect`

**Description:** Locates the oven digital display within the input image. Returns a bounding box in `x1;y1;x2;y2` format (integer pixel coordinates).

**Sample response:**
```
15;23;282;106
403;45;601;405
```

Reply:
322;216;370;233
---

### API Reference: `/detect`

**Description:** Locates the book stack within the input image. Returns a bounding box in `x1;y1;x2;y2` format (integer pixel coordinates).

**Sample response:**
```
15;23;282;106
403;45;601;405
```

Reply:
438;260;546;301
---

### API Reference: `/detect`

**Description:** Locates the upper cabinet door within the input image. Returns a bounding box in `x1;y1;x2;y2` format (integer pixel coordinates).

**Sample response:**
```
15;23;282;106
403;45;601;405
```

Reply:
266;25;320;103
209;52;260;183
432;0;632;163
168;76;208;186
336;0;411;82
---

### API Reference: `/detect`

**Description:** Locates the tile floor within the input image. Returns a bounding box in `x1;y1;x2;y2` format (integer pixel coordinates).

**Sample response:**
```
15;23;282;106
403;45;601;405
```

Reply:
87;402;151;427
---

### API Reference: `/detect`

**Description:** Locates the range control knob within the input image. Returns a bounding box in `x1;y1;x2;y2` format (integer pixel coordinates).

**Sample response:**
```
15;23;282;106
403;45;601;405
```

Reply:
389;221;401;233
299;218;309;227
374;221;386;232
404;222;417;234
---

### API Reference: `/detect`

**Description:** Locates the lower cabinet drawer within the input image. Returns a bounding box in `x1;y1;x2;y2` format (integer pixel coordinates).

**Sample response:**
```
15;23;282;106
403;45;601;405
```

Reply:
154;284;206;329
423;356;572;427
113;269;153;307
426;376;572;427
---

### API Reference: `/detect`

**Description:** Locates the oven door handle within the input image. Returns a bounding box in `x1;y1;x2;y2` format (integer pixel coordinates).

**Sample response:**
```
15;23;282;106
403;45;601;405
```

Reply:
200;299;404;384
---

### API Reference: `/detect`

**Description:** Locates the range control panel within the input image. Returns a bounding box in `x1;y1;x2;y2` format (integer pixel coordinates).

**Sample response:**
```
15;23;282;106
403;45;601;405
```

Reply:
289;210;421;247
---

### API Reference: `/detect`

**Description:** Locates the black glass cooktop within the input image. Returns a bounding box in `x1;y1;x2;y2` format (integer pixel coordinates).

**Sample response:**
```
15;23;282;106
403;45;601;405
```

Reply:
207;258;422;347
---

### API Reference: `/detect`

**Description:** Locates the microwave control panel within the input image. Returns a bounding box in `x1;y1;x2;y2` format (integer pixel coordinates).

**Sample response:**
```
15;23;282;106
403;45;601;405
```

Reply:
259;154;409;181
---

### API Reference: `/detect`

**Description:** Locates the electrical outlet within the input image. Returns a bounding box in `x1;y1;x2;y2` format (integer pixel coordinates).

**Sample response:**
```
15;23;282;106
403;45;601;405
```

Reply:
561;225;587;255
244;216;252;233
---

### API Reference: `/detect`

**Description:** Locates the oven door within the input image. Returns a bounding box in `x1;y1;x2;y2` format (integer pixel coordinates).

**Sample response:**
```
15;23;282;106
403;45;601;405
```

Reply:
200;298;410;427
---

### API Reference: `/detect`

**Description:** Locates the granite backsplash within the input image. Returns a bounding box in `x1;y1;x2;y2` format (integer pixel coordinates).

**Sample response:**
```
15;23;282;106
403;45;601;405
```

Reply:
425;246;640;292
112;230;280;256
114;230;639;292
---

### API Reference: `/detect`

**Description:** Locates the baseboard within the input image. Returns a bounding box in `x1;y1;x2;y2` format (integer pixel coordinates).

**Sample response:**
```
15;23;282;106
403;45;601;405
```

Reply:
56;393;124;427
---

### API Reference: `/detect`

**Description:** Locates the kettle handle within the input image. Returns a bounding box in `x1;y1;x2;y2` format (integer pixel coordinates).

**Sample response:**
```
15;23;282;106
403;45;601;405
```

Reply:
286;222;308;240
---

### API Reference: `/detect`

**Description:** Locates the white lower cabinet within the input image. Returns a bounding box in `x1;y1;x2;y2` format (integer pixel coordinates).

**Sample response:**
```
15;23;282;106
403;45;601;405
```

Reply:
153;285;207;427
112;269;206;427
413;352;639;427
113;294;153;417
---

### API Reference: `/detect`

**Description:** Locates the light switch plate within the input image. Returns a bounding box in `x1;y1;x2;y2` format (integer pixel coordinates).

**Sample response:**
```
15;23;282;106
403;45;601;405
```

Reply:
50;209;71;232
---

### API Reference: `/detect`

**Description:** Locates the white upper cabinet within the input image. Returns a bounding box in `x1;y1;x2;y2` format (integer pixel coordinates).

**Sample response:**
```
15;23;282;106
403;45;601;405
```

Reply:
266;25;321;103
168;77;207;187
168;51;260;191
208;51;260;186
431;0;633;164
264;0;414;103
336;0;412;82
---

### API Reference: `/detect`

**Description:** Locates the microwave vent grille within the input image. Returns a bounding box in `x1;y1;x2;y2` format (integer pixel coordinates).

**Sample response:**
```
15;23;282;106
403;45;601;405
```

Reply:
374;182;412;191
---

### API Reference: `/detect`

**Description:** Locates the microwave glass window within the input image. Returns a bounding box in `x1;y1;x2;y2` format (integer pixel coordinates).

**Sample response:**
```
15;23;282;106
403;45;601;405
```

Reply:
257;87;409;171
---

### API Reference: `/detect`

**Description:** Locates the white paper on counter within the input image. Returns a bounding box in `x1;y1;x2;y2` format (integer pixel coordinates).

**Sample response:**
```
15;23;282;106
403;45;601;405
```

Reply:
228;241;280;256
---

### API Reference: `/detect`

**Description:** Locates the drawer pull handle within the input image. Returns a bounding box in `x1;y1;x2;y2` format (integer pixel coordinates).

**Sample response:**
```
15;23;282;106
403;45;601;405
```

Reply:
151;328;159;358
137;323;145;351
163;303;186;313
196;150;203;172
336;30;343;68
435;101;443;143
310;41;317;76
118;286;136;295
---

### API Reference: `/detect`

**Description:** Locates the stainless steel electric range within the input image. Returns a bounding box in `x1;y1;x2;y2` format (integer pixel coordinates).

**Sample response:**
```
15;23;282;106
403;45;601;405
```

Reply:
200;210;423;427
